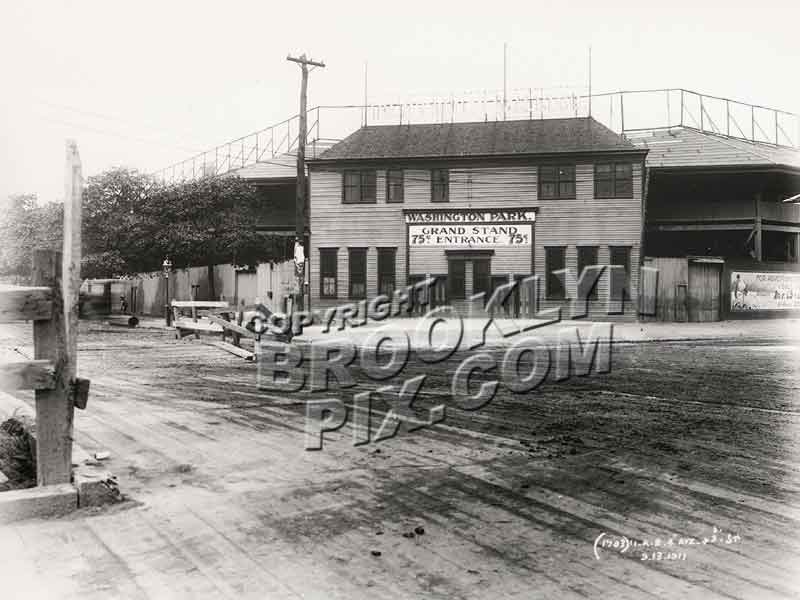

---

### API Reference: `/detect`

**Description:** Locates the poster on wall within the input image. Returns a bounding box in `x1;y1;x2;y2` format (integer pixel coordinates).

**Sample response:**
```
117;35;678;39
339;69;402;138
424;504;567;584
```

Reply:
730;271;800;311
408;223;532;248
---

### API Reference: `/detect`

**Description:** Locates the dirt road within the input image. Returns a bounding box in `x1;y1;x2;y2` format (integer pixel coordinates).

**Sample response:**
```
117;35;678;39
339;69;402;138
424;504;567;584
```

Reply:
0;320;798;599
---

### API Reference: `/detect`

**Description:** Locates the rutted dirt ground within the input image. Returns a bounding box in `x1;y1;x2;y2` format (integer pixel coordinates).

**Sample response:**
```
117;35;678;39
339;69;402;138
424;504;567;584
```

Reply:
0;320;799;599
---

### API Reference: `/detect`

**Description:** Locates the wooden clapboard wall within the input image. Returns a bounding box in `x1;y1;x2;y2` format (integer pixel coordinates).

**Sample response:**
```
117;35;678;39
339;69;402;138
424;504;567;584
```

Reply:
309;161;644;320
641;257;689;322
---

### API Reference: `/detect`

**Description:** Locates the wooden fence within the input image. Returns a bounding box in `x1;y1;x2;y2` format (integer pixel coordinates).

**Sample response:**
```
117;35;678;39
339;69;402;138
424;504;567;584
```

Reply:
0;141;88;486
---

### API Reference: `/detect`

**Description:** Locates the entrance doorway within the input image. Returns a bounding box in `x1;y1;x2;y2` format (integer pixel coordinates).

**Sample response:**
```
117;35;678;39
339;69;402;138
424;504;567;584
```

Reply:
688;260;722;322
446;255;492;315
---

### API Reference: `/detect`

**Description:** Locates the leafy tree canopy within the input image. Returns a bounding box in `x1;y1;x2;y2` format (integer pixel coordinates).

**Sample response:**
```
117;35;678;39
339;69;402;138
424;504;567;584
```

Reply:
1;169;287;281
0;194;63;282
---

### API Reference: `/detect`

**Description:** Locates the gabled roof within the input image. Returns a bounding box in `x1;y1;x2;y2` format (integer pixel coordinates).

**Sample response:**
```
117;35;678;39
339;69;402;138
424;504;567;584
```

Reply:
312;117;641;162
628;127;800;171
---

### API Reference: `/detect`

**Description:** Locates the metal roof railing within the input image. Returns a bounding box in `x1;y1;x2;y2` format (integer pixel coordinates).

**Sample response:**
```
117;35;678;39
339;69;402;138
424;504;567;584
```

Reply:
152;88;799;185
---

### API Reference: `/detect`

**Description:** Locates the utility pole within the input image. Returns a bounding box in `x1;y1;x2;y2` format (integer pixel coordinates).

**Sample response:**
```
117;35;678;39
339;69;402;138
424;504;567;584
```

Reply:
588;45;592;118
287;53;325;313
503;43;507;120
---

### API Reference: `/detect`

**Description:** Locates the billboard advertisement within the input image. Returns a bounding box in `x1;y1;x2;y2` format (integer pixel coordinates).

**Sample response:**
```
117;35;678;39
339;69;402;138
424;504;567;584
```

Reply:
730;271;800;311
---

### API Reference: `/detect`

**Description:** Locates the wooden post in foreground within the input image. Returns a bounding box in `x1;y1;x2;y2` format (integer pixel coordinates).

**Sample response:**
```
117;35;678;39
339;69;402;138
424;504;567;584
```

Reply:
33;249;71;485
63;140;82;407
32;140;82;485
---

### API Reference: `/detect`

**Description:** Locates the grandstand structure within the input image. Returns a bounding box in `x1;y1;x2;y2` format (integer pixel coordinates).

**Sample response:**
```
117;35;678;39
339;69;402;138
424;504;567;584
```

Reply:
152;88;799;186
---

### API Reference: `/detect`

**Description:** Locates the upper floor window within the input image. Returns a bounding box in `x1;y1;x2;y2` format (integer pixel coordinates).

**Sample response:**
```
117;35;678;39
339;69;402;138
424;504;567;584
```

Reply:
386;169;404;203
539;165;575;199
595;163;633;198
343;170;377;204
431;169;449;202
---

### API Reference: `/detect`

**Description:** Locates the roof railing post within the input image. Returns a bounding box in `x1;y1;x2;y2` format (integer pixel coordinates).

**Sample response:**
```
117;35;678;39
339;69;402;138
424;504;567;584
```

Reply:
726;100;730;137
680;89;684;127
665;89;670;127
700;94;704;131
529;88;533;120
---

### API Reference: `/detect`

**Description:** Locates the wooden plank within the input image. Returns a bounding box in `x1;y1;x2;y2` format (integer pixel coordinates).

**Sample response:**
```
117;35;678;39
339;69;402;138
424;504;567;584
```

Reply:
203;314;257;339
33;249;73;486
638;265;658;317
0;285;53;322
171;300;229;309
675;284;688;322
208;341;254;361
173;319;223;333
0;360;56;391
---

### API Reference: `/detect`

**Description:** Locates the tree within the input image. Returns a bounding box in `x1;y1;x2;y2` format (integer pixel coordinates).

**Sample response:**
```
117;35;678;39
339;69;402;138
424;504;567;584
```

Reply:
81;170;285;293
4;170;286;290
82;167;160;275
144;175;280;299
0;194;63;282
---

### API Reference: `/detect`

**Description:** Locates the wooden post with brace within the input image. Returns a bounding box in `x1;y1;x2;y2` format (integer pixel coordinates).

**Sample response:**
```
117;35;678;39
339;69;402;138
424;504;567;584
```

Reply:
33;140;86;485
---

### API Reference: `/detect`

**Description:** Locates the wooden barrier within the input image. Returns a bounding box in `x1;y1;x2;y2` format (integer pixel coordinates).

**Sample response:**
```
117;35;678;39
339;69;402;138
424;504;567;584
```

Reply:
172;301;290;358
0;141;89;487
171;300;229;339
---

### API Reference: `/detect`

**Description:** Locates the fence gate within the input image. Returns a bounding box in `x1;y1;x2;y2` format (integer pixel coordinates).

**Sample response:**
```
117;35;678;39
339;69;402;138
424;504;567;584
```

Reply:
688;260;722;322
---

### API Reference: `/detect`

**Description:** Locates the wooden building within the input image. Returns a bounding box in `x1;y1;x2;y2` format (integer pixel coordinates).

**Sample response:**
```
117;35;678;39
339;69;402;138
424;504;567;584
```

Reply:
307;118;648;320
226;141;336;308
630;127;800;320
230;141;337;255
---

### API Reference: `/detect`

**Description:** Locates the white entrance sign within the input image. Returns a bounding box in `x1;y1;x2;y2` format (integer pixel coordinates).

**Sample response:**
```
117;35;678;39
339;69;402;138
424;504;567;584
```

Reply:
409;223;532;247
405;210;536;224
730;271;800;311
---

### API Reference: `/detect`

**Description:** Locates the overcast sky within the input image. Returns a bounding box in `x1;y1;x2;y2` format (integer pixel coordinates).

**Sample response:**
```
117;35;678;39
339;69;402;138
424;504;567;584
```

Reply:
1;0;798;204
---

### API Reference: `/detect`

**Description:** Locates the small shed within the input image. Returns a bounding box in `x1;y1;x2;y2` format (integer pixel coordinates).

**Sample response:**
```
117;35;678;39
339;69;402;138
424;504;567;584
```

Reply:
80;278;139;317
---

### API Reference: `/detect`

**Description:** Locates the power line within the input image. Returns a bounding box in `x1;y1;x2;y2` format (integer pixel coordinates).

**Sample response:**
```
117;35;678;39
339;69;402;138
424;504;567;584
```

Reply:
35;115;204;153
32;97;210;148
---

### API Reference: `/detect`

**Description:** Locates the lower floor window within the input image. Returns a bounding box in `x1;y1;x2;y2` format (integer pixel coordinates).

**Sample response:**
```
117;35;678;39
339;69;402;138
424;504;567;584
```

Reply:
348;248;367;299
378;248;396;297
319;248;338;298
577;246;599;299
473;258;491;298
609;245;631;299
545;246;566;300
